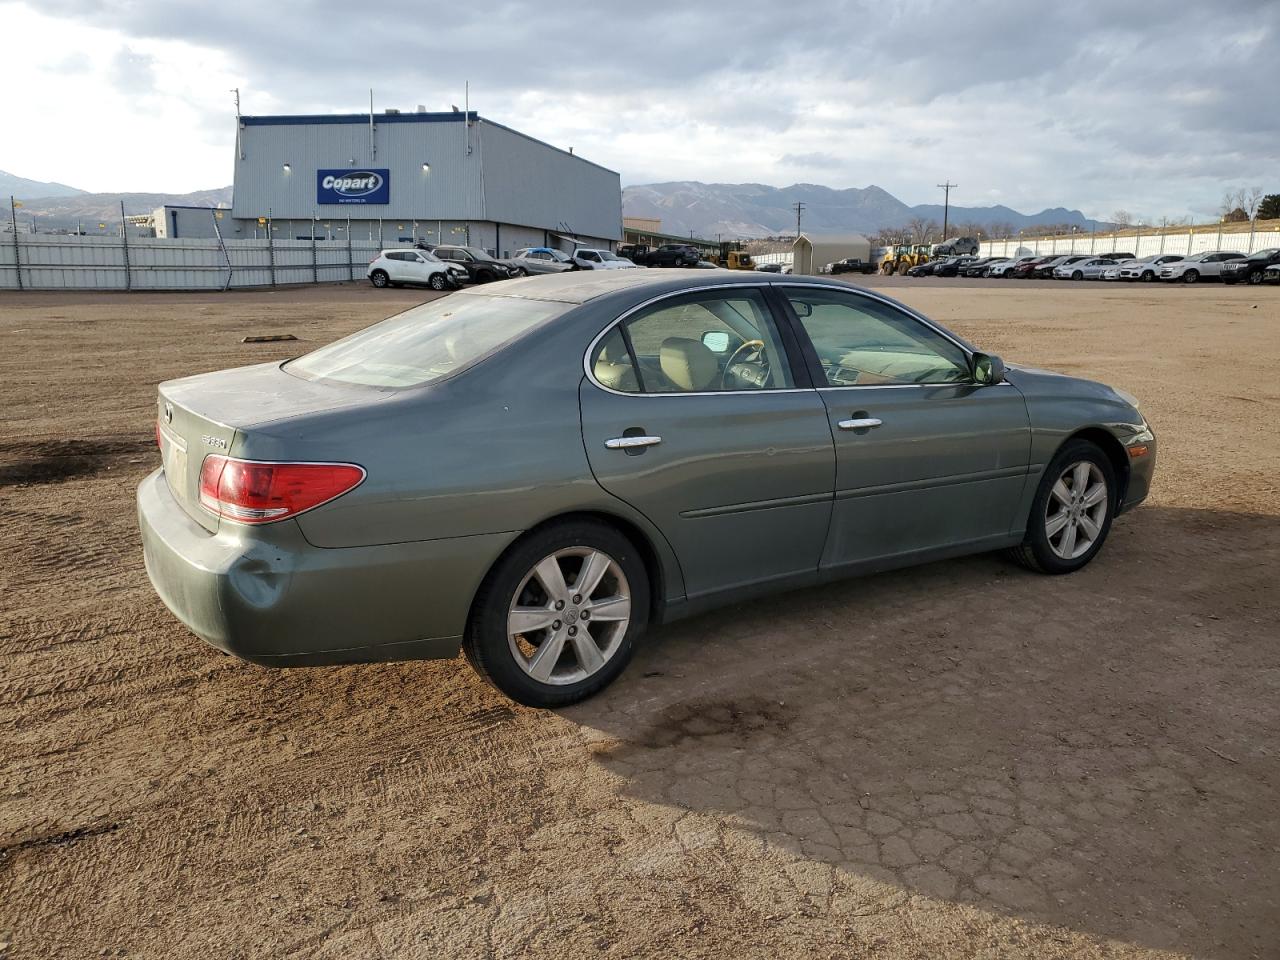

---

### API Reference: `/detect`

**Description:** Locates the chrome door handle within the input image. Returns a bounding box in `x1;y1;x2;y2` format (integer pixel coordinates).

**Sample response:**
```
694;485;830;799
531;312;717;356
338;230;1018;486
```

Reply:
837;418;882;430
604;435;662;449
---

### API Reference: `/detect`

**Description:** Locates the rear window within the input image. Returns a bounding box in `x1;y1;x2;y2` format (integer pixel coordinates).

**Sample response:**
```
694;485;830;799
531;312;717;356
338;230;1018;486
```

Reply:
285;294;570;388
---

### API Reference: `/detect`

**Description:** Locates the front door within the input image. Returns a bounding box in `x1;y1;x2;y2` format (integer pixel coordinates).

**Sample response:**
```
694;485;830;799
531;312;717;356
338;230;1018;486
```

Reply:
580;287;835;599
776;286;1031;571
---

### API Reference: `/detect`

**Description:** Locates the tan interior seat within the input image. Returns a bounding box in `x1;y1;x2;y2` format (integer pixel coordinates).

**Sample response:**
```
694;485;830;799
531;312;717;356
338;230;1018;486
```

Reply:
659;337;717;391
593;342;639;392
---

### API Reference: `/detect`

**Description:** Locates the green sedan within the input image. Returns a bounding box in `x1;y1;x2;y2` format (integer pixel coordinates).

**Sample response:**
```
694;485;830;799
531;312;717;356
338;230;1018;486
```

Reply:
139;270;1156;707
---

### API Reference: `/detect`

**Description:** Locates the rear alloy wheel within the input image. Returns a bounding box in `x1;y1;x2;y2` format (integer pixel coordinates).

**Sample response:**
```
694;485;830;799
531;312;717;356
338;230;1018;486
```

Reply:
1141;271;1154;282
464;520;649;707
1183;270;1199;283
428;272;448;291
1072;270;1084;281
369;269;390;288
1007;439;1116;574
1248;270;1264;285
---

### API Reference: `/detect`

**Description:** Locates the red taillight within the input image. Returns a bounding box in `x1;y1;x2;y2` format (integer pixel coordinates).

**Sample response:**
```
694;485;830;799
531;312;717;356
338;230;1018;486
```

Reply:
198;456;365;524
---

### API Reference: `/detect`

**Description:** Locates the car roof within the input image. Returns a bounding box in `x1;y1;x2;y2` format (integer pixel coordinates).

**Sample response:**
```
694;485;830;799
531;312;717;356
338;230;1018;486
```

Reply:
451;266;858;306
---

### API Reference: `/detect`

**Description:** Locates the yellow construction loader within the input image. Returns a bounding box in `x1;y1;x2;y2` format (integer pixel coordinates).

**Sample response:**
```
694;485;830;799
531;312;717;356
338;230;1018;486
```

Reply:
879;244;931;275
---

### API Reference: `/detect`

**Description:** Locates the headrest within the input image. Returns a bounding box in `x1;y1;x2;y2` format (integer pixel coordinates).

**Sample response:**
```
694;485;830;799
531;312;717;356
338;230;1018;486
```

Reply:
660;337;717;391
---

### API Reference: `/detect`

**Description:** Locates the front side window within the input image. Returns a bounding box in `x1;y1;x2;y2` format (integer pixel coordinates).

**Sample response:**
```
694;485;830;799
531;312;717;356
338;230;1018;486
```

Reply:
589;289;793;394
287;294;570;389
783;288;970;387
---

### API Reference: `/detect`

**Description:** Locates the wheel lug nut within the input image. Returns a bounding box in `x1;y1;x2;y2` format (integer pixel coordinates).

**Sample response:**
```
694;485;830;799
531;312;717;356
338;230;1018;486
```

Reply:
568;626;577;636
555;600;565;610
581;610;590;620
572;594;581;604
552;620;562;630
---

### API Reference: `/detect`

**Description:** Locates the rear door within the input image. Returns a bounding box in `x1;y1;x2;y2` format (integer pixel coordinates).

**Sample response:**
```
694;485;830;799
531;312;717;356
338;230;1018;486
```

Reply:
580;286;835;599
776;285;1030;571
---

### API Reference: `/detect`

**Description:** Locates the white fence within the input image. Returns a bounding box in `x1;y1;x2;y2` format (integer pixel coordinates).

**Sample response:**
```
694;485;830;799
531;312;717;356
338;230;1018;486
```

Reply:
0;233;387;291
978;225;1280;260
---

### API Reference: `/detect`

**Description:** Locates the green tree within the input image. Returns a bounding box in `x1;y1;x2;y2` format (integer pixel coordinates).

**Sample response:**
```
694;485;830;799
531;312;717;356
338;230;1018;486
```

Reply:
1258;194;1280;220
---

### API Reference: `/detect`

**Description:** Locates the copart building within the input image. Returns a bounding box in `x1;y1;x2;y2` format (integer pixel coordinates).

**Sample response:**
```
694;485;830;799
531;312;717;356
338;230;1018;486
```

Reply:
228;109;621;254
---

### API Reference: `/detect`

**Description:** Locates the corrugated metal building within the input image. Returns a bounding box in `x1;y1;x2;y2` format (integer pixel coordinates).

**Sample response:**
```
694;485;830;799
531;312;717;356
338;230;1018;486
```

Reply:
230;110;621;255
151;205;230;239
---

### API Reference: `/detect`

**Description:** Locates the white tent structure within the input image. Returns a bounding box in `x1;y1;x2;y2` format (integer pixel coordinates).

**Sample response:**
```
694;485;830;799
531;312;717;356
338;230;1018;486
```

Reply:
792;233;872;275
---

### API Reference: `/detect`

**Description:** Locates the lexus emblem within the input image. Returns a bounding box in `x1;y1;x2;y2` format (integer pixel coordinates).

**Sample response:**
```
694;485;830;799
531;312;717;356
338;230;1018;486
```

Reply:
163;403;174;424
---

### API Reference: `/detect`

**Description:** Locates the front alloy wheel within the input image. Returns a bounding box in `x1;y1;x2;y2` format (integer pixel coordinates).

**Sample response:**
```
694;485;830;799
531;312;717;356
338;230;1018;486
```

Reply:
429;272;447;290
1044;461;1108;560
1007;439;1116;574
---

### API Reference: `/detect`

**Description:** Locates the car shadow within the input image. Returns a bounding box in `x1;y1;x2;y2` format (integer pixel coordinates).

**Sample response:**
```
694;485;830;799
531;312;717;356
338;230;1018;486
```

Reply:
561;505;1280;958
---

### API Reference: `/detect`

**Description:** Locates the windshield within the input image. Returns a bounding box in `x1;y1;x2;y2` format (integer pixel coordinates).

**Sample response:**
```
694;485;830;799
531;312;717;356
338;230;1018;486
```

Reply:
1249;248;1279;260
462;246;497;262
600;251;621;261
547;249;570;262
418;250;441;262
285;294;570;388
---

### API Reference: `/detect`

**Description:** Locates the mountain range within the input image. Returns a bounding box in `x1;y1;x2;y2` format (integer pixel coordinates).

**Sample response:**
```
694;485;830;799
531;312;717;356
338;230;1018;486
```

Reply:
622;181;1102;239
4;172;233;232
0;169;86;201
5;167;1099;239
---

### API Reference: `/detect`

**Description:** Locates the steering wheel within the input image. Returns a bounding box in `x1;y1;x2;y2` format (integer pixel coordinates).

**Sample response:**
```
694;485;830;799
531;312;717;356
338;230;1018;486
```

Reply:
720;338;767;389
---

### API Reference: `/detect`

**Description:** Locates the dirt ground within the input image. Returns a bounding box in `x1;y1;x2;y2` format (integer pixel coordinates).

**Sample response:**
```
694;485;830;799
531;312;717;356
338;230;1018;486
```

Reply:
1;277;1277;960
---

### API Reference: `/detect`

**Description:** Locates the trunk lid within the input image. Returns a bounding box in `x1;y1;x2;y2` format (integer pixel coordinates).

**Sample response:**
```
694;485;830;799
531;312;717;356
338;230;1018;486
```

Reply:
156;361;384;532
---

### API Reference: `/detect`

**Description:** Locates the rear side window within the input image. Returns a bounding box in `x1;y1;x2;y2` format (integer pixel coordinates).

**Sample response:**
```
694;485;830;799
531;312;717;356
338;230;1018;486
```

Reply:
287;294;570;388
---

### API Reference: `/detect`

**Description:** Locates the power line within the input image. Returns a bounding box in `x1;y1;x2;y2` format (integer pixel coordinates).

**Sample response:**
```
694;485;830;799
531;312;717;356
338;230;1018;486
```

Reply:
937;181;957;240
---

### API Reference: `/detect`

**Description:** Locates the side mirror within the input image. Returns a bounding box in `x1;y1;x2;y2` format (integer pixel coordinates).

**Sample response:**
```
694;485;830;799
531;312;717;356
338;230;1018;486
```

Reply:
971;352;1006;385
701;330;731;353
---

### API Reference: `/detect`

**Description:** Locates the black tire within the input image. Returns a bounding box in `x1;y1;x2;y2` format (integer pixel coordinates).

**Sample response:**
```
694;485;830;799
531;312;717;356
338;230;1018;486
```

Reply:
514;267;529;277
428;272;447;291
369;269;390;288
1072;270;1083;281
1247;270;1264;285
1183;270;1199;283
1006;439;1118;575
463;519;651;708
1141;271;1154;282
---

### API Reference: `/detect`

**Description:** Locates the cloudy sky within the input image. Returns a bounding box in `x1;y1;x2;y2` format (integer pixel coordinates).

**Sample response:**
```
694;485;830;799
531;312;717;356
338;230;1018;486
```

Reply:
2;0;1277;220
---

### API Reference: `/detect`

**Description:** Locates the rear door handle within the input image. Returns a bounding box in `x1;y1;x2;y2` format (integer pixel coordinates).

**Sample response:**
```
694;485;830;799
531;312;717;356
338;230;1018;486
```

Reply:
837;418;882;430
604;435;662;449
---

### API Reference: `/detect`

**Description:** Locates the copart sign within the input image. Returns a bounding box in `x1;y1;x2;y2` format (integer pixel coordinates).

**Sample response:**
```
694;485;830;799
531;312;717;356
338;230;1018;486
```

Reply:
317;169;390;205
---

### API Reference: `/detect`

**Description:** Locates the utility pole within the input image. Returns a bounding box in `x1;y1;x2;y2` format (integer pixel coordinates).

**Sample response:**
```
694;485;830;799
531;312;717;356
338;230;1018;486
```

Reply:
937;181;957;240
793;201;805;239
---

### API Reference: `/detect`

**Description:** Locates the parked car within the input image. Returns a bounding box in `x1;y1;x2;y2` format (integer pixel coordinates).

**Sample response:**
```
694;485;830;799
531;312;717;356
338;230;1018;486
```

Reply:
511;247;575;275
1033;255;1089;278
140;270;1156;707
646;244;702;268
755;263;784;273
906;260;938;277
1159;251;1247;283
432;245;517;283
931;236;980;256
1220;248;1280;285
989;256;1038;277
1264;262;1280;284
1053;258;1117;280
1097;252;1135;262
963;257;1007;277
932;256;980;277
616;244;652;266
366;249;460;291
1009;256;1059;279
1117;255;1183;282
571;248;638;270
830;257;878;275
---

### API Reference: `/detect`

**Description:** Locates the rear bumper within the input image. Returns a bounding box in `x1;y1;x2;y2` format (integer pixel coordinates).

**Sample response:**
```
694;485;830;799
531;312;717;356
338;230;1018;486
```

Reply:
137;470;515;666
